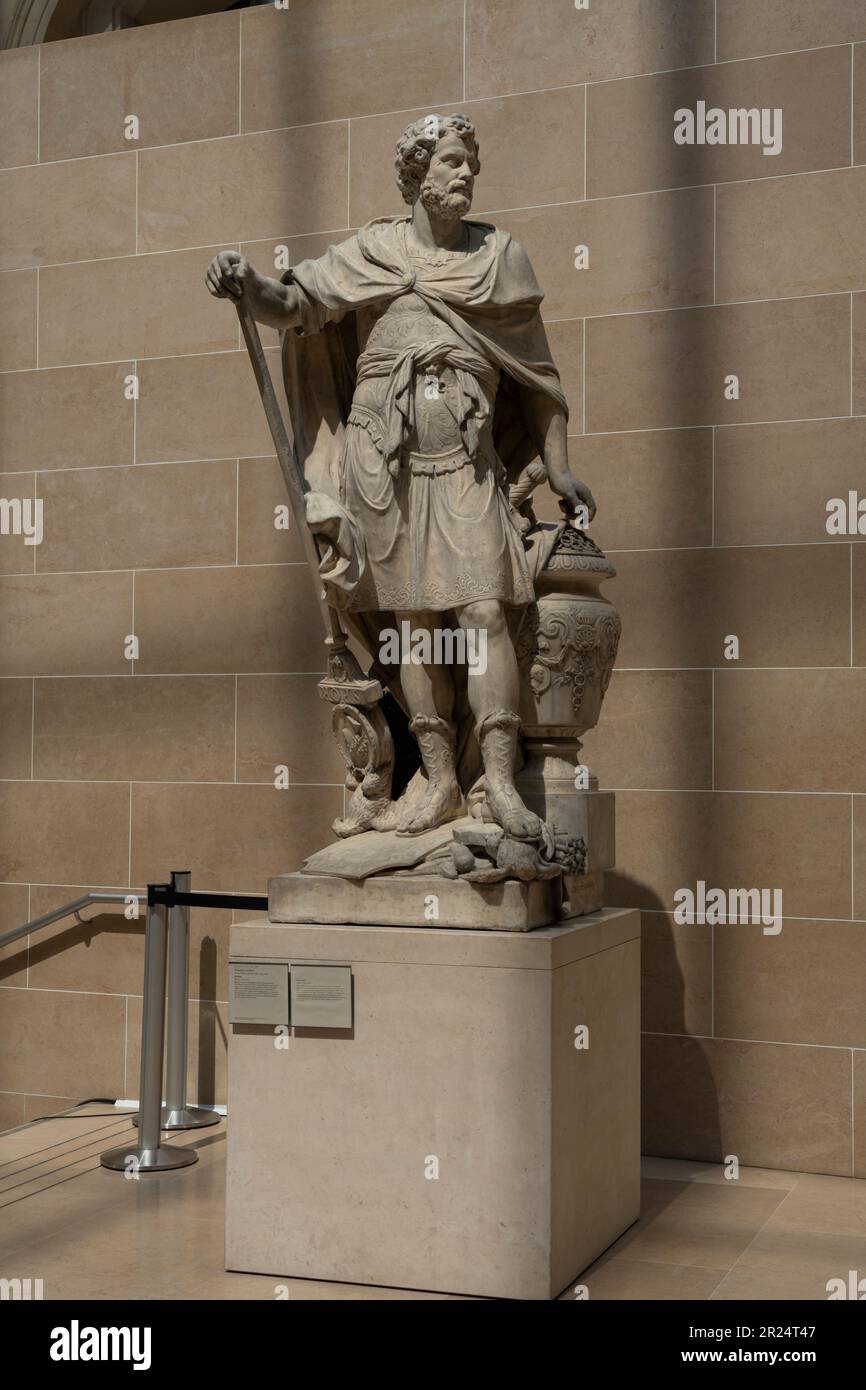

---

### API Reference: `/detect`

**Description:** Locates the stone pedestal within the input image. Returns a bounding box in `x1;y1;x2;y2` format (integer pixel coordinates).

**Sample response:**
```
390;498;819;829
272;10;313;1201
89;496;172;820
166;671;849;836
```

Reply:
269;800;615;931
225;909;640;1300
269;868;604;930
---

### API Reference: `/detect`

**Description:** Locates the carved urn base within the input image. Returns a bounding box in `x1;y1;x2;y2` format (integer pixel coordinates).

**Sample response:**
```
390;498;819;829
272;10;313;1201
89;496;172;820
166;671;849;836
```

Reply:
515;526;621;896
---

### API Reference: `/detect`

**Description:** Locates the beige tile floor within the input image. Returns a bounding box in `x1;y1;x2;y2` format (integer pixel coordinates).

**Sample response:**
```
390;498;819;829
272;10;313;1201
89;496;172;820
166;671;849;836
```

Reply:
0;1105;863;1300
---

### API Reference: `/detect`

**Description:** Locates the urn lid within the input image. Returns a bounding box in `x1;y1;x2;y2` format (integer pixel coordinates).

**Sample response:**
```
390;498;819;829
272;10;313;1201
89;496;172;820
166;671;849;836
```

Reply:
544;524;616;578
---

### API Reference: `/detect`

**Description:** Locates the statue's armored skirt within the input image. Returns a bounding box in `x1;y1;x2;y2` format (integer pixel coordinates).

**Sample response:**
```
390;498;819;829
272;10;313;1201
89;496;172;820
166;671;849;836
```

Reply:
340;288;535;615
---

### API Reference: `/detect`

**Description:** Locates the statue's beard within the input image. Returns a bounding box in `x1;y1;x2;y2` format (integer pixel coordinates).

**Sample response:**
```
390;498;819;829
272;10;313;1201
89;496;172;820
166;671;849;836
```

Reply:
419;177;472;221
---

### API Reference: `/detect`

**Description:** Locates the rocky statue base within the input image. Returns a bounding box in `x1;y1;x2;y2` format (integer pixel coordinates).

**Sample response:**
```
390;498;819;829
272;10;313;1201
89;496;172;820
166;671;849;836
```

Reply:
269;790;614;931
225;909;640;1300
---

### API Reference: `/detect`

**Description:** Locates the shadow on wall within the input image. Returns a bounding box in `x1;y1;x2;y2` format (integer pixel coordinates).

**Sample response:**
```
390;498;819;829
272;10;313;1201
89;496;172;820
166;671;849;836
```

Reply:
596;146;732;1172
197;933;222;1107
0;912;143;985
607;871;722;1169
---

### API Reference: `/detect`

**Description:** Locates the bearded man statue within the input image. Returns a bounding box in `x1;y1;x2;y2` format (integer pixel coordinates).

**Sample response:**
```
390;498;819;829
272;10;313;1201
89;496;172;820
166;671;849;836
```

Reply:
207;113;597;848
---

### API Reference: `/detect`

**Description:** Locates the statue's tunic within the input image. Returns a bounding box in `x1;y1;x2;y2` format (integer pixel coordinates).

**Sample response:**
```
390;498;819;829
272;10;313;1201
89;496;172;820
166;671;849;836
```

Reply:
281;217;568;615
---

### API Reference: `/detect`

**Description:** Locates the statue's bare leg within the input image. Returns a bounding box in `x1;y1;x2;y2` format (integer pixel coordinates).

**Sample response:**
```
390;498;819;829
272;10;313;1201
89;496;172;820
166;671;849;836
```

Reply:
395;610;464;833
455;598;542;841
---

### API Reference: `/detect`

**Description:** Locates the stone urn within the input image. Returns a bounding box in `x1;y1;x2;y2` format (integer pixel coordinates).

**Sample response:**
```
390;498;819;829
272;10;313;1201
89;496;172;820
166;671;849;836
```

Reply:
515;525;621;902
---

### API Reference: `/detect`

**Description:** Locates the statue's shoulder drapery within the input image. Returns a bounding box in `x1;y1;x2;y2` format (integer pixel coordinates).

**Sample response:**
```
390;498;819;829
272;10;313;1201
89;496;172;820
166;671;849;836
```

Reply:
278;217;568;499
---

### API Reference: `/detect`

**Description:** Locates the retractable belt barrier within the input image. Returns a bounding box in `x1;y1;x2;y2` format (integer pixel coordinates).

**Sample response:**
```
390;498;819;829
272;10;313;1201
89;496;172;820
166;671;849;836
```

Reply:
100;875;268;1174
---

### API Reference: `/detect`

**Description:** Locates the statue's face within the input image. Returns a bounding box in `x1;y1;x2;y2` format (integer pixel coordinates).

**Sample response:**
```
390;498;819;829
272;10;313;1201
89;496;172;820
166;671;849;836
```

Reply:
419;128;475;218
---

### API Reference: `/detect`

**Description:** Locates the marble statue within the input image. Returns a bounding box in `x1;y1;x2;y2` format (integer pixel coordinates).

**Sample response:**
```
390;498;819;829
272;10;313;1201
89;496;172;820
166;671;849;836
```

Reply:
206;113;619;924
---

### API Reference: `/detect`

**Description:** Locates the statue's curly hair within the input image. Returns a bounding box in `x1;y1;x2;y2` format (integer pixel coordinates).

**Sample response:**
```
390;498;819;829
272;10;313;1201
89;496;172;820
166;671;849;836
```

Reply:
394;113;481;205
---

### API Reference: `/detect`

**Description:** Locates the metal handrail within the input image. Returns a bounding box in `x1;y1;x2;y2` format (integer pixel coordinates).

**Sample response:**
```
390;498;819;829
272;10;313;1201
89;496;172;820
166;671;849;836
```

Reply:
0;891;146;952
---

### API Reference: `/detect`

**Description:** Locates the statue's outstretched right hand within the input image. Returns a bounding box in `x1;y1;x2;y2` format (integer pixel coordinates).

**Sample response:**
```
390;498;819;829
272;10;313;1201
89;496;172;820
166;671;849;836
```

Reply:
205;250;249;300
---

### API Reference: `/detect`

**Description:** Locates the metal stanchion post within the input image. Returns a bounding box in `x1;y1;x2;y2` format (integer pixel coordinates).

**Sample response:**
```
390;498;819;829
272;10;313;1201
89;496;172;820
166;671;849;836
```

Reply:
101;891;197;1173
161;869;218;1130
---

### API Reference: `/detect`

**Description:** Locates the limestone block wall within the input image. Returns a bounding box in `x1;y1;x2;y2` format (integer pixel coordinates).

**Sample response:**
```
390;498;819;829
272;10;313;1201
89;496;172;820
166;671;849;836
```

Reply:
0;1;864;1178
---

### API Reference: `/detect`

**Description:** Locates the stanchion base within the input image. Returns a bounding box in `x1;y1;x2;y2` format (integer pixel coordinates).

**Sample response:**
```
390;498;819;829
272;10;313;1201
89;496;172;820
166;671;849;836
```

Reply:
100;1142;198;1173
131;1105;221;1131
160;1106;220;1130
164;1106;221;1131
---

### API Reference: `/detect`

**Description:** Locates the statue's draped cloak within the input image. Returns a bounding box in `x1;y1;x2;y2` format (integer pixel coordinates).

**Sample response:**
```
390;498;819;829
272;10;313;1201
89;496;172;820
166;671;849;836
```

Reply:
278;216;567;793
280;216;567;497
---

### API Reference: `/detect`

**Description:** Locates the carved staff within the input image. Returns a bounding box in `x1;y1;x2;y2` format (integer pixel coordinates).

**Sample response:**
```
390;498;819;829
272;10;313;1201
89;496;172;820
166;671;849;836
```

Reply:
235;300;385;696
235;300;393;829
234;299;347;651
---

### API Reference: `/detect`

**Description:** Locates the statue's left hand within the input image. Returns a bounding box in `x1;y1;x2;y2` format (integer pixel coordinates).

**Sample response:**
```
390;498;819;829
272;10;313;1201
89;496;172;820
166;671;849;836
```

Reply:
548;469;597;525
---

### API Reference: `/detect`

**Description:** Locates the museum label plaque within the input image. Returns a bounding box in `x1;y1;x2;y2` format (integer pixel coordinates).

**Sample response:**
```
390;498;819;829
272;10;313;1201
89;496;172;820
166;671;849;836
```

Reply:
290;963;353;1030
229;962;290;1025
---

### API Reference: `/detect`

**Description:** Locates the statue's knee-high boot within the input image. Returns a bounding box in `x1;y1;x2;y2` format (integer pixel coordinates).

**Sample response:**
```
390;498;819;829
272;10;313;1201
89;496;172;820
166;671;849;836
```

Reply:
396;714;463;832
476;708;541;840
